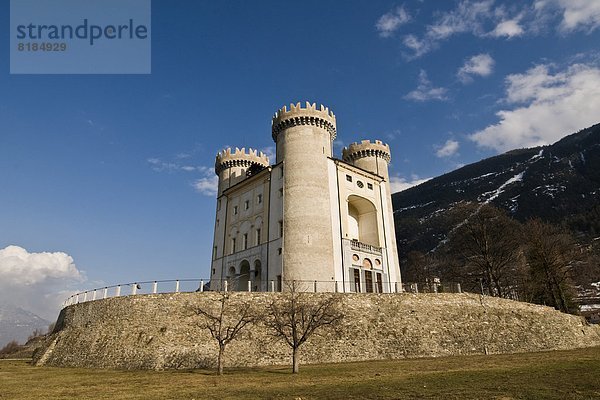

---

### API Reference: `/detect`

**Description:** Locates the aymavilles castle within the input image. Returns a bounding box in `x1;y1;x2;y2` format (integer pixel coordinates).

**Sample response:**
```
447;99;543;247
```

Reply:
210;102;401;292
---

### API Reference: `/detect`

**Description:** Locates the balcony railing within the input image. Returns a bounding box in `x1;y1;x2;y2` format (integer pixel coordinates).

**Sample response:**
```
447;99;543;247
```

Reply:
350;239;382;254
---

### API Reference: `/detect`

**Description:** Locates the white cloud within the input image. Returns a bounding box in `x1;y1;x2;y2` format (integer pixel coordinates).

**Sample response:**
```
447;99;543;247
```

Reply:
469;63;600;152
259;146;276;163
491;17;525;37
0;245;84;320
192;175;219;196
192;167;219;196
405;70;448;102
428;0;495;40
435;139;460;157
402;34;432;58
390;175;432;193
376;6;411;37
401;0;499;57
458;53;495;83
536;0;600;33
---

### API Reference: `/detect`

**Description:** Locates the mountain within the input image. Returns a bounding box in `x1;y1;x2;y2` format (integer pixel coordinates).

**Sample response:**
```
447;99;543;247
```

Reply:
0;304;51;348
392;123;600;259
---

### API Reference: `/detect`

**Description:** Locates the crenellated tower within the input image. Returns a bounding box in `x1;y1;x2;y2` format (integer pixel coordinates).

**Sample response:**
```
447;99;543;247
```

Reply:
342;140;391;182
272;102;337;283
215;147;270;196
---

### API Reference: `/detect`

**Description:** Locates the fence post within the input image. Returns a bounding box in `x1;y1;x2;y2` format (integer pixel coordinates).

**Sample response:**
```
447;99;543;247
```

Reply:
116;285;121;297
132;284;138;295
199;280;204;292
248;280;252;292
335;281;338;293
457;283;462;293
175;280;180;293
83;292;88;302
103;287;108;299
224;280;228;292
152;281;158;294
270;280;274;292
314;280;317;292
92;290;97;301
75;293;80;303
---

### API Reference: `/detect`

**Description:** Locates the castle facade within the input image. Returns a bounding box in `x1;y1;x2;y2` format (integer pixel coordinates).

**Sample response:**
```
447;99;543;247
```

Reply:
210;102;401;292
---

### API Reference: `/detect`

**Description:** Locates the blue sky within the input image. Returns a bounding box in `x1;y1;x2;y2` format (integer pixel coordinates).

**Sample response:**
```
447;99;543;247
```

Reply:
1;0;600;319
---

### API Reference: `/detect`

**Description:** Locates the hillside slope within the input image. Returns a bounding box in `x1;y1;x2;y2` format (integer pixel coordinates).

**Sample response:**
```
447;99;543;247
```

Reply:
392;123;600;257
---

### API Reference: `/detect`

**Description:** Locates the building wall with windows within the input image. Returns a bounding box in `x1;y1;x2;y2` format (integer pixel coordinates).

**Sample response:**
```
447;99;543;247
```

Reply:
210;102;401;292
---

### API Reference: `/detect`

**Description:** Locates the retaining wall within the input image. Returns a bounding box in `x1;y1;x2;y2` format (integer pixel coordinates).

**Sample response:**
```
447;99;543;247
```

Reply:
33;292;600;369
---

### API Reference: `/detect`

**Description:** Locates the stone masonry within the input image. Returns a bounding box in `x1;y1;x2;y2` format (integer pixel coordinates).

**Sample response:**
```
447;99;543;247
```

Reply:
34;292;600;370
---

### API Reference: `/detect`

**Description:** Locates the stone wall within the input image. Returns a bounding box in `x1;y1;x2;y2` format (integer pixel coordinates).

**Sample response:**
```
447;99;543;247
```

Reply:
34;292;600;369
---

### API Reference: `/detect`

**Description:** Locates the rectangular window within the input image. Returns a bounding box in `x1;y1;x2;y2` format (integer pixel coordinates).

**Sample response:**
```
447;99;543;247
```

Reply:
257;194;262;204
243;233;248;250
367;183;373;190
280;166;284;178
365;271;374;293
278;247;282;255
353;268;361;292
278;188;283;198
256;228;261;245
216;219;219;227
233;205;238;215
212;268;216;275
244;200;249;210
346;175;352;182
231;238;236;254
376;272;383;293
217;199;221;210
279;220;283;237
212;246;217;260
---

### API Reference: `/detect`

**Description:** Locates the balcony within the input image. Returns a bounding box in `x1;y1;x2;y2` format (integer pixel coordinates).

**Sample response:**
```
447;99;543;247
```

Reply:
350;239;382;255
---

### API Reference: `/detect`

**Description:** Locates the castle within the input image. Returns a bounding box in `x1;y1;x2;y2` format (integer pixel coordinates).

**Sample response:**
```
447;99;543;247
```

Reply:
210;102;401;292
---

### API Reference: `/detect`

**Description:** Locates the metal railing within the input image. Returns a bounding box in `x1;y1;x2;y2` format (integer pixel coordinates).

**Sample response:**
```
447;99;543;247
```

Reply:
62;278;464;308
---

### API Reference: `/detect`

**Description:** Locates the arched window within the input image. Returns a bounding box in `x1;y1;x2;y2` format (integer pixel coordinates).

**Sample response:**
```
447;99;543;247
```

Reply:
347;195;380;246
253;260;262;291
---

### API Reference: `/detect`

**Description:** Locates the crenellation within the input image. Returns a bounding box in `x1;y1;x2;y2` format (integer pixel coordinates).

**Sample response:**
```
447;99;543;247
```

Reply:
271;101;337;141
342;140;392;164
214;146;270;175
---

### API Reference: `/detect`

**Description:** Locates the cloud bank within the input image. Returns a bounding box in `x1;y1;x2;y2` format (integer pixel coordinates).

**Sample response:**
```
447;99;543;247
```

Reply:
469;63;600;152
0;245;84;320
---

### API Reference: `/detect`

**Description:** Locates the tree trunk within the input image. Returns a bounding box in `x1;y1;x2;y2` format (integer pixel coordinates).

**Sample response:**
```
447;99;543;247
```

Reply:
292;347;299;374
218;344;225;375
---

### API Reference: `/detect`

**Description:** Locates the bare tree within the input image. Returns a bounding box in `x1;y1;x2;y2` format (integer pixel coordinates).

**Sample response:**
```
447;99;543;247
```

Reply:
443;204;525;297
264;281;344;374
192;293;257;375
523;219;579;314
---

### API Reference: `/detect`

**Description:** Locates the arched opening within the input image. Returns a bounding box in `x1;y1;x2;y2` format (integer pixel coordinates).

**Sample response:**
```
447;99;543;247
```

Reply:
227;266;237;291
253;260;262;292
238;260;250;291
347;195;379;246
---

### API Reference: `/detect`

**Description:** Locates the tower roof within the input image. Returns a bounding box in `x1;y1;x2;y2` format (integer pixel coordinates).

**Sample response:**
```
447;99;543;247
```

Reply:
342;140;391;164
215;147;270;174
271;101;337;141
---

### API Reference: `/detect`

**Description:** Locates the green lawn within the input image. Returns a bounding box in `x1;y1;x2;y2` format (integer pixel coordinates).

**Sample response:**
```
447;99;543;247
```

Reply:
1;347;600;399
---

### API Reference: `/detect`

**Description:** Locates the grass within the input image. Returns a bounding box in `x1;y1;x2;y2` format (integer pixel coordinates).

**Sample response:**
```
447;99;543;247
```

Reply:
1;347;600;399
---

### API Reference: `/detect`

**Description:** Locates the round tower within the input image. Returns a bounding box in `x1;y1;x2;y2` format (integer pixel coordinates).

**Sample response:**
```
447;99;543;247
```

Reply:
271;102;337;284
214;148;270;196
342;140;391;181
